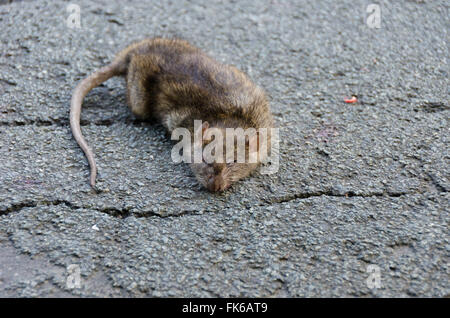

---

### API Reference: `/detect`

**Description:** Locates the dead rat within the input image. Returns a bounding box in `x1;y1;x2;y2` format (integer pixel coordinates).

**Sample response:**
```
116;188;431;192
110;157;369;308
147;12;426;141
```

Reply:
70;38;273;192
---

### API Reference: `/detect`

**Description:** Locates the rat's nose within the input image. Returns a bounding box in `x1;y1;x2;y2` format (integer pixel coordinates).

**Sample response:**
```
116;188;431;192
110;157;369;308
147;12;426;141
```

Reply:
207;176;223;192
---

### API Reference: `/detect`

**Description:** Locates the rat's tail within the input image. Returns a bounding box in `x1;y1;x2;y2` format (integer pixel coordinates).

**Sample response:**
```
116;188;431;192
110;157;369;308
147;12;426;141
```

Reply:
70;62;122;188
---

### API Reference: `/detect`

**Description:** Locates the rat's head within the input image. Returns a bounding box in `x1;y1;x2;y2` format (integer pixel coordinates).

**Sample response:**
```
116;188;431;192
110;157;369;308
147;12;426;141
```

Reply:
189;121;259;192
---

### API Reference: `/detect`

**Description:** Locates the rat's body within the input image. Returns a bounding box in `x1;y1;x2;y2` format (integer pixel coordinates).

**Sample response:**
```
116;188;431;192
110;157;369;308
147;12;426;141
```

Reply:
70;38;273;191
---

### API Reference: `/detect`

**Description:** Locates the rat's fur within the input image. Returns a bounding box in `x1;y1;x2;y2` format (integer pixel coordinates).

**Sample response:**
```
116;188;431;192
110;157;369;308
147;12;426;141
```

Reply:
70;38;273;192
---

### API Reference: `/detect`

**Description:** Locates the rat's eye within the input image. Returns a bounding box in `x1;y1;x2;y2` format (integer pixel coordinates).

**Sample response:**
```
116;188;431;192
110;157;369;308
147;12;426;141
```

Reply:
226;160;237;166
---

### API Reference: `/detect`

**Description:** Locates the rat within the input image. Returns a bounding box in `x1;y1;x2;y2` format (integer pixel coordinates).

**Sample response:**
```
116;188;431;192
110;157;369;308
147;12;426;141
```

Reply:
70;38;273;192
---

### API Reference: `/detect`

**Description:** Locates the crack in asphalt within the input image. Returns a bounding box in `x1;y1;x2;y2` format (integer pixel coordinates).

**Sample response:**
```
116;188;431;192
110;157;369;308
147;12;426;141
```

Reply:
0;118;143;127
263;190;413;205
425;172;447;193
0;198;196;219
0;189;423;219
0;199;79;216
0;119;68;127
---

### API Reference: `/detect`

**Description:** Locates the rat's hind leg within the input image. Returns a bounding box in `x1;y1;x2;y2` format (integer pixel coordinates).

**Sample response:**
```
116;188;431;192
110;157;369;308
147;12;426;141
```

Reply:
126;54;162;120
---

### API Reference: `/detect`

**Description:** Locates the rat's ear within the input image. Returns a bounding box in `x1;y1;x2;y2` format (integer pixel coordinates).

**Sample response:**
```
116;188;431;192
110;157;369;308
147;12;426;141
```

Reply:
246;131;260;163
195;121;209;135
202;121;209;136
194;121;210;144
246;131;260;152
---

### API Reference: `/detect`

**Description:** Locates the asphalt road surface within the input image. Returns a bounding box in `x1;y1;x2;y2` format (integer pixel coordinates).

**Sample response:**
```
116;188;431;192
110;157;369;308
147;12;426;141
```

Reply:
0;0;448;297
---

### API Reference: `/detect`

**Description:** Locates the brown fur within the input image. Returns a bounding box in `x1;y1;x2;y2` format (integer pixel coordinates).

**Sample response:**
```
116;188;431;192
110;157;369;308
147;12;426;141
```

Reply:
70;38;273;192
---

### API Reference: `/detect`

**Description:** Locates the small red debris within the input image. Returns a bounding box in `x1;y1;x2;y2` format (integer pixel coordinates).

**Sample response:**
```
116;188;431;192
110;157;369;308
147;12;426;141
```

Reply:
344;96;358;103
